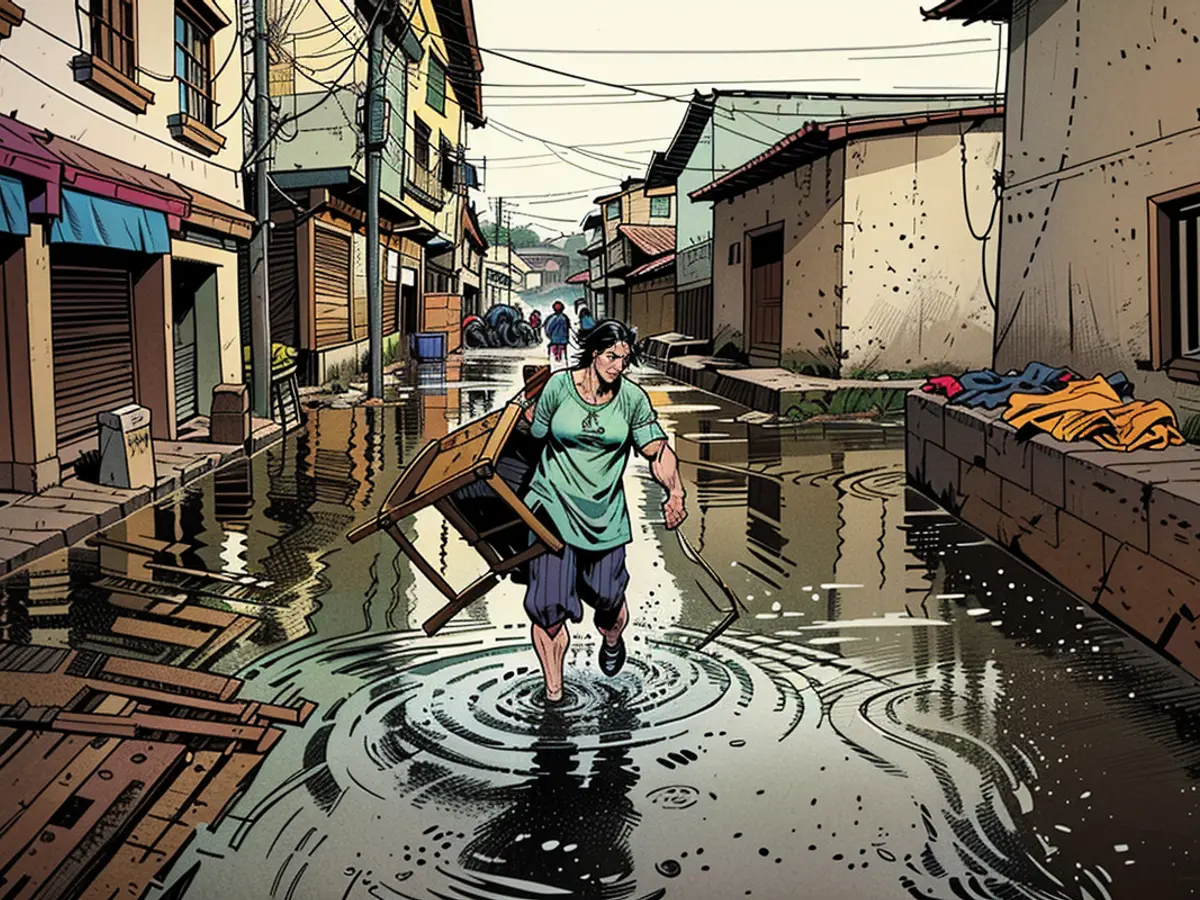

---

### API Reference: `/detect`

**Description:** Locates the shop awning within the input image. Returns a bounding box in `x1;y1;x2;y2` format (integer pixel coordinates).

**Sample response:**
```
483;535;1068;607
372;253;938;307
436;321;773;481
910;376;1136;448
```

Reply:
183;186;254;241
0;174;29;236
49;188;171;254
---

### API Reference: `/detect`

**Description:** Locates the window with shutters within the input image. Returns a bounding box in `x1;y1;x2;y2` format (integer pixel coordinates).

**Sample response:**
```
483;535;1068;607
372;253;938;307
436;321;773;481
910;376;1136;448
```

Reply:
89;0;136;79
174;4;214;127
426;54;446;114
414;117;431;169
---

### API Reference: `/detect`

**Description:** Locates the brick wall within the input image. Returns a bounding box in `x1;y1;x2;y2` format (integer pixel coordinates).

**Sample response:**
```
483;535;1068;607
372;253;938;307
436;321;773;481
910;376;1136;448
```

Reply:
906;391;1200;679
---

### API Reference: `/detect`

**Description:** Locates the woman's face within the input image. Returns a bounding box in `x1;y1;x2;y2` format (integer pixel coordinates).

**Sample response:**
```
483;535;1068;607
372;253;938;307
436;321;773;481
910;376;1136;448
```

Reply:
592;342;632;385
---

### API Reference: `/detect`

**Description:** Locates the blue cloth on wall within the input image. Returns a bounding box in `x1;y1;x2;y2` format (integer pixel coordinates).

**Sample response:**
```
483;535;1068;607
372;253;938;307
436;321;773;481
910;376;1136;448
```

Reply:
0;174;29;237
951;362;1074;409
951;362;1136;410
49;188;170;254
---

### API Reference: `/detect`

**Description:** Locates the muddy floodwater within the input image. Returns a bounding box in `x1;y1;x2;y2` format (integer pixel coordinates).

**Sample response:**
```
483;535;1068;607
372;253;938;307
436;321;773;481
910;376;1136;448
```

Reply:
5;351;1200;899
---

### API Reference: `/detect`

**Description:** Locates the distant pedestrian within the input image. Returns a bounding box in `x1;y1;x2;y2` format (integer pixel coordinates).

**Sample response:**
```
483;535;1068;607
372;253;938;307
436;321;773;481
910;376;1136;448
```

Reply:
544;301;570;366
529;309;542;342
578;305;596;334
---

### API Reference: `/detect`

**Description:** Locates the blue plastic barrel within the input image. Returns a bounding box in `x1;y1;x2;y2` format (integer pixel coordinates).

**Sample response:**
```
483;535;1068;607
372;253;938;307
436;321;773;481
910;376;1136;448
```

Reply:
410;332;447;360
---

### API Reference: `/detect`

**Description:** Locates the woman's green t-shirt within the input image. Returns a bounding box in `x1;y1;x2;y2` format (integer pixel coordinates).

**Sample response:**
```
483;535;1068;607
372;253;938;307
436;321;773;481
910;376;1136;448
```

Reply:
524;371;667;550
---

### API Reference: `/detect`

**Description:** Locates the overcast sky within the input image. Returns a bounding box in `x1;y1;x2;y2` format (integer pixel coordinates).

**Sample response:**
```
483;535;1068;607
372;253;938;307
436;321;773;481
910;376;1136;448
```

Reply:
466;0;1006;238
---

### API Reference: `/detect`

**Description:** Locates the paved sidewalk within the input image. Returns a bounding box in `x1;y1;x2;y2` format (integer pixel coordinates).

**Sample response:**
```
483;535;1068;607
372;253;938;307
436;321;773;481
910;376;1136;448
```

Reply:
0;417;283;576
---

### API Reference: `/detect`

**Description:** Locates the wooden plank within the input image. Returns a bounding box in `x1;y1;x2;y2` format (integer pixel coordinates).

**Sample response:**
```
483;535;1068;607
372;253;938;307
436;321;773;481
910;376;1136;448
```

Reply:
184;616;257;670
0;737;120;870
0;734;89;838
144;751;223;826
5;740;186;900
256;700;315;726
99;658;242;702
110;617;213;649
255;727;284;754
422;572;501;637
486;474;564;552
382;525;457;603
78;840;169;900
52;712;138;738
128;714;265;745
177;752;262;829
90;695;137;716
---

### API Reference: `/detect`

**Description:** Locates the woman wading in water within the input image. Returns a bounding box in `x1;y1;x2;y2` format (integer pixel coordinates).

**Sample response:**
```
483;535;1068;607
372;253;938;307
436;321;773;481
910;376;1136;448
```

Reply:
522;320;686;703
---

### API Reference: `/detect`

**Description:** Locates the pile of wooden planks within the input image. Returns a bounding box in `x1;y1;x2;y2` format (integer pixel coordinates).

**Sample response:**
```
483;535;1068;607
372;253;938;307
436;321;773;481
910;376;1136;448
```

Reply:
0;642;315;899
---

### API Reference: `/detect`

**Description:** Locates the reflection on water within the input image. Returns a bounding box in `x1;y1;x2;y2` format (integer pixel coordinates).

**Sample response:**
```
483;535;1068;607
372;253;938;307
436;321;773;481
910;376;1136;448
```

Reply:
3;356;1200;898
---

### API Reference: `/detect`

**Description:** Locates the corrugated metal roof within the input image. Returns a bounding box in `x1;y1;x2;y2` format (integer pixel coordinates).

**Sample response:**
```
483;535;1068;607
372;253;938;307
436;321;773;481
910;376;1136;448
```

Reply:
618;224;676;257
690;104;1003;203
922;0;1011;22
646;93;717;189
627;252;675;281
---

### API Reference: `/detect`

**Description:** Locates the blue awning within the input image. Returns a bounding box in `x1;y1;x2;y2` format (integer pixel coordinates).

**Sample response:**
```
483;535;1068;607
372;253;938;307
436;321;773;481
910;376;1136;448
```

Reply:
0;174;29;237
49;188;170;254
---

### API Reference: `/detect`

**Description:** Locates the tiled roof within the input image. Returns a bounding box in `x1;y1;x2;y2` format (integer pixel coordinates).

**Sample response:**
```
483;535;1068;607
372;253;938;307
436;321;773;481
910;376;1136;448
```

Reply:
618;224;676;257
566;270;590;284
626;253;675;281
690;104;1003;203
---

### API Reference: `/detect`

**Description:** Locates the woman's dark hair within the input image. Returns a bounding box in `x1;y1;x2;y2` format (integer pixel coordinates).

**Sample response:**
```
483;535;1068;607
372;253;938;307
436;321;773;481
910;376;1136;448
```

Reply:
572;319;641;370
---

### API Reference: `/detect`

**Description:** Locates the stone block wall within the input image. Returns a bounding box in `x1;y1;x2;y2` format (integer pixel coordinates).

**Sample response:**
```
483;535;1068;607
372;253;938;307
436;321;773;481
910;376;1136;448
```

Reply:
906;391;1200;679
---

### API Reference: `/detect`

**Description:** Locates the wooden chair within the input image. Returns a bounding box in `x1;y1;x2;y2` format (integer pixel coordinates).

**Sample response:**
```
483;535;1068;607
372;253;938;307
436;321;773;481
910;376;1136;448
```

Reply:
348;365;563;635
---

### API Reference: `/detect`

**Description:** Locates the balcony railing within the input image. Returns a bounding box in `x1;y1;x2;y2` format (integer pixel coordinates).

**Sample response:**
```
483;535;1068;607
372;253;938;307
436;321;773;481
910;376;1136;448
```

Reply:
406;156;446;210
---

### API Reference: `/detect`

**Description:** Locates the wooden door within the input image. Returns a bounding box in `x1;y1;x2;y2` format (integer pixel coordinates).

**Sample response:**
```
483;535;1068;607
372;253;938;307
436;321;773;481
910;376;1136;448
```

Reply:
748;230;783;362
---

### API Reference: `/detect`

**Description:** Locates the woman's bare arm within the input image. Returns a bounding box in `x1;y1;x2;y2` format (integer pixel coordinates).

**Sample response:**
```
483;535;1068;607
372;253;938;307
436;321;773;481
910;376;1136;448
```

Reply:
642;439;686;529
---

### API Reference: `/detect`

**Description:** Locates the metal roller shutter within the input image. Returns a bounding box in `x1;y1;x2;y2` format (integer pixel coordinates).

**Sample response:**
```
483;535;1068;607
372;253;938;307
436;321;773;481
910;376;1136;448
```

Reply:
314;227;351;349
51;264;136;446
269;217;298;348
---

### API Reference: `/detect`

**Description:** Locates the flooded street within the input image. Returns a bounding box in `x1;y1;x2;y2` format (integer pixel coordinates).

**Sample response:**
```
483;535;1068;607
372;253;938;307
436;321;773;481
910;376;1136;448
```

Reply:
5;352;1200;899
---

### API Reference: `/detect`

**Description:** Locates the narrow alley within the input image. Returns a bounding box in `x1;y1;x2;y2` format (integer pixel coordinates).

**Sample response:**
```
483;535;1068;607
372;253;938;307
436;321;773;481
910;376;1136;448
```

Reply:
5;355;1199;899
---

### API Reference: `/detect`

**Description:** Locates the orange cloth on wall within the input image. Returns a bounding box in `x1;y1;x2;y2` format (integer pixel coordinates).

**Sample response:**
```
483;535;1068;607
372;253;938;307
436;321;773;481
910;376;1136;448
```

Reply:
1002;376;1185;452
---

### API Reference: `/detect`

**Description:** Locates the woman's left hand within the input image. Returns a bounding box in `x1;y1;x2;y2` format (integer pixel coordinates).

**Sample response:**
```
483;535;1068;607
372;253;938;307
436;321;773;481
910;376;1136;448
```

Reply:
663;492;687;530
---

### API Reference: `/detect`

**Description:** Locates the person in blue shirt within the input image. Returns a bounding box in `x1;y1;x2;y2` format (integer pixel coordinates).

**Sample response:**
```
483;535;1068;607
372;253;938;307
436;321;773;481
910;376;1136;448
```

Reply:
543;300;570;364
522;320;686;704
577;305;596;334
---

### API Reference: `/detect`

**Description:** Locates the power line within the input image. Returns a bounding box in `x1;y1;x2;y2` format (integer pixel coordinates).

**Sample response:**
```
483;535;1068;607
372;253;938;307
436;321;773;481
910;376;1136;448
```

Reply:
488;38;993;55
480;77;863;89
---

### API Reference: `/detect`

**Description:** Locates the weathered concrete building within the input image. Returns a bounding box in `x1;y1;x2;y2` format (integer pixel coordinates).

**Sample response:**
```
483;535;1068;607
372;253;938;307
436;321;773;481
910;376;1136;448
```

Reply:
647;90;1002;344
585;179;676;336
268;0;484;384
691;105;1003;375
924;0;1200;431
0;0;251;492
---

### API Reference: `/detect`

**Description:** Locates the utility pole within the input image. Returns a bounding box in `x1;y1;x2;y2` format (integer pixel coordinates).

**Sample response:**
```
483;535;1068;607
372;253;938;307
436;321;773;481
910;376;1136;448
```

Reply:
250;0;272;419
494;196;502;307
364;5;387;400
506;209;513;307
